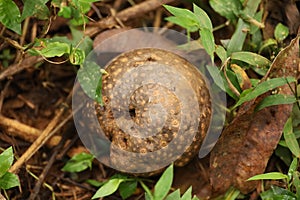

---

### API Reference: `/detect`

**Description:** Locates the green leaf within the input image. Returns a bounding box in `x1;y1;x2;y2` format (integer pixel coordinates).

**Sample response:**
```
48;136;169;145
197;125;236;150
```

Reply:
39;42;70;57
234;77;296;108
231;51;271;67
284;117;300;158
165;16;198;32
209;0;242;20
62;152;94;173
293;171;300;198
77;61;104;105
215;45;227;64
92;178;124;199
274;23;289;42
21;0;50;20
181;186;192;200
0;172;20;189
70;48;85;65
164;5;196;22
86;179;104;187
255;94;297;111
206;65;226;91
153;164;173;200
259;38;278;54
165;189;181;200
288;157;298;181
260;185;297;199
199;28;215;61
145;192;153;200
0;147;14;178
164;5;199;32
58;6;72;18
119;181;137;199
247;172;288;181
193;4;213;30
226;0;261;54
223;187;241;200
0;0;21;34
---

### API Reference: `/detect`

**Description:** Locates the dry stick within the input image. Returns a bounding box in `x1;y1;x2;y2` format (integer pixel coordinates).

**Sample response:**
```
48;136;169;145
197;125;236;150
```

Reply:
9;92;73;173
0;80;11;112
0;115;61;147
0;55;43;81
28;122;74;200
85;0;178;37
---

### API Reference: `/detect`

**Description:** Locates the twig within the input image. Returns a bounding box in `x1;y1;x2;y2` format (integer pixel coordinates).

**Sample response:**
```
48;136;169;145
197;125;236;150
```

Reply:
85;0;178;37
0;80;11;112
28;122;74;200
0;55;43;81
0;115;61;147
9;91;73;173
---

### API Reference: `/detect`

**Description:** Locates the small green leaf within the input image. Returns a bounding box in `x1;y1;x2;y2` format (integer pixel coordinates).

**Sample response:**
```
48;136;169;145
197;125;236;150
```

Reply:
284;117;300;158
145;192;153;200
255;94;297;111
259;38;278;54
288;157;298;181
39;42;70;58
247;172;288;181
139;180;153;200
164;5;199;32
260;185;297;199
86;179;104;187
165;16;198;32
58;6;72;18
165;189;181;200
206;65;226;91
153;164;173;200
234;77;296;108
77;61;104;105
70;48;85;65
0;0;21;34
293;171;300;198
215;45;227;64
231;51;271;67
164;5;196;22
181;186;192;200
21;0;50;20
199;28;215;61
92;178;124;199
62;152;94;173
209;0;242;20
0;147;14;178
0;172;20;189
226;0;261;54
119;181;137;199
274;23;289;42
193;4;213;30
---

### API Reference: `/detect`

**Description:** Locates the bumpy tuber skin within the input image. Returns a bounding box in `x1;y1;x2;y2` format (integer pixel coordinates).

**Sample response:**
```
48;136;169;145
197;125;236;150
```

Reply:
95;48;212;175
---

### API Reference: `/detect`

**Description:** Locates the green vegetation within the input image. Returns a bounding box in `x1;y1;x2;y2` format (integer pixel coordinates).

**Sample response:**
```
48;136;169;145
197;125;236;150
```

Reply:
0;147;20;197
0;0;299;199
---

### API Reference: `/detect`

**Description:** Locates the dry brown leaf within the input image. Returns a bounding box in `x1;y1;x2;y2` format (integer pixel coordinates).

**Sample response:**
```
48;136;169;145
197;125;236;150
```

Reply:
210;34;300;194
